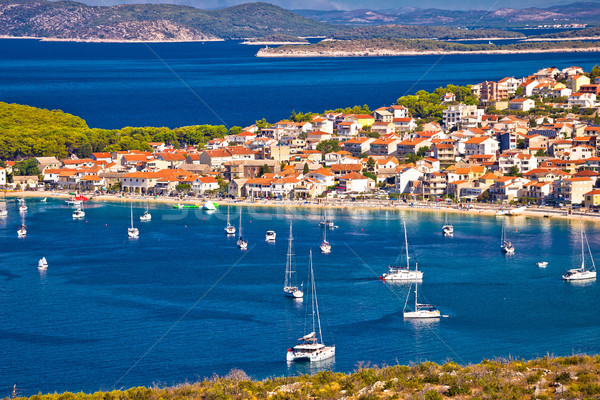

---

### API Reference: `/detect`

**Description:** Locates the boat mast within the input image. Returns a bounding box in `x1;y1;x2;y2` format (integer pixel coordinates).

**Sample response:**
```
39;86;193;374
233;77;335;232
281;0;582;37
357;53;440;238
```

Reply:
309;250;324;344
404;221;410;270
581;217;585;270
414;262;419;311
238;211;243;239
227;206;230;226
285;222;294;287
130;201;134;229
323;224;327;243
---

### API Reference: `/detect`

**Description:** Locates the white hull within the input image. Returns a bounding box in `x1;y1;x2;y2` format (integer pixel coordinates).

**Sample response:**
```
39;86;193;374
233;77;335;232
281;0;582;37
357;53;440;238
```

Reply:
562;269;596;281
537;262;548;268
140;213;151;222
404;310;441;319
320;243;331;253
287;346;335;362
128;228;139;238
382;268;423;281
225;226;236;235
237;240;248;249
284;287;303;298
19;206;27;212
202;201;216;210
17;228;26;238
66;200;82;206
266;231;276;242
0;209;7;217
38;257;48;270
442;225;453;235
73;211;85;219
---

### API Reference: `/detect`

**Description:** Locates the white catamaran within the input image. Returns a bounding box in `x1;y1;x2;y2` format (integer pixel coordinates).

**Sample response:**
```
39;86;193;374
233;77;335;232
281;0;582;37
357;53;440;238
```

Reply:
224;206;236;235
287;250;335;362
381;221;423;281
500;223;514;254
403;264;441;319
127;201;139;238
283;223;303;298
237;211;248;250
563;218;597;281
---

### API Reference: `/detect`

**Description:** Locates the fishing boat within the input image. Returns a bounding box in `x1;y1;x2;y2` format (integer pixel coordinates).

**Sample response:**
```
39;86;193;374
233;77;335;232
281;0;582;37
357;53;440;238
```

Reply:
442;213;453;236
381;221;423;281
283;223;303;298
17;211;26;238
127;201;139;238
562;218;597;281
202;200;217;211
286;250;334;362
38;257;48;270
224;206;236;235
237;211;248;250
320;226;331;254
500;223;514;254
140;199;151;221
265;230;276;242
403;264;441;319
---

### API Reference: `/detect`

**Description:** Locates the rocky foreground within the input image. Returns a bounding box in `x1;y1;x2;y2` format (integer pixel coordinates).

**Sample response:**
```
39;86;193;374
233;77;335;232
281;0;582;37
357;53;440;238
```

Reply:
11;355;600;399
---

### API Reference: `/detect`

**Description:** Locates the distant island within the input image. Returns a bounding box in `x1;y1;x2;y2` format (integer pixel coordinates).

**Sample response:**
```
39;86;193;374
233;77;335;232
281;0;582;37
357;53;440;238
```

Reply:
1;0;600;43
257;38;600;57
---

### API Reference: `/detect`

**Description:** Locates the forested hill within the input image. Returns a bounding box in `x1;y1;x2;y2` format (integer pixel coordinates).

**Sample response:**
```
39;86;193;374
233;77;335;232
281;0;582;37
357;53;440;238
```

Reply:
0;102;231;160
0;0;337;41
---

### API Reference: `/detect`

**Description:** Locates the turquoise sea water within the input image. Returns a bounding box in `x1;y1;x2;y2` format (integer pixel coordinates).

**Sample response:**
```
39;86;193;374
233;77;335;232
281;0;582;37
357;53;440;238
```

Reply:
1;39;600;129
1;199;599;395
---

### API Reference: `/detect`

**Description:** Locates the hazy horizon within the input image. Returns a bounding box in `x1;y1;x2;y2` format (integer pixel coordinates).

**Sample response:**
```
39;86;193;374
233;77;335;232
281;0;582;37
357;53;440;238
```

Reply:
47;0;600;11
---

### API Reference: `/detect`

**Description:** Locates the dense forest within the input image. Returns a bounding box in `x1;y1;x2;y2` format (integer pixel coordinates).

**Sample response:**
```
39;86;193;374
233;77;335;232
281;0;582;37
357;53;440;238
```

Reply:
0;102;233;160
8;355;600;400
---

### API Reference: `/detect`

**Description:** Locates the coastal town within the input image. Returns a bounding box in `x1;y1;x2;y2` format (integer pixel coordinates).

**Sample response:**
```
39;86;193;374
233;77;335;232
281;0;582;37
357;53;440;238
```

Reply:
4;65;600;211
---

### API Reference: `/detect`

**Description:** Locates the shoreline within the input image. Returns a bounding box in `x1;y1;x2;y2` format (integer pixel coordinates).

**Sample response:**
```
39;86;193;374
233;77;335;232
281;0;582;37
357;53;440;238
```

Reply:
241;40;309;45
0;35;224;43
6;190;599;223
256;46;600;57
523;36;600;41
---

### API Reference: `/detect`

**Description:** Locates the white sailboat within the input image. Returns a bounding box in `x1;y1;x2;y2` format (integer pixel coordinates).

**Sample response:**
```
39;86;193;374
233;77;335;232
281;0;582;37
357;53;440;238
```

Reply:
140;199;151;222
237;211;248;249
442;213;453;236
38;257;48;270
500;223;514;254
265;230;276;242
563;218;597;281
320;226;331;254
17;211;26;238
127;201;139;238
18;187;27;212
224;206;236;235
403;264;441;319
284;223;303;298
319;208;334;229
381;221;423;281
287;250;335;362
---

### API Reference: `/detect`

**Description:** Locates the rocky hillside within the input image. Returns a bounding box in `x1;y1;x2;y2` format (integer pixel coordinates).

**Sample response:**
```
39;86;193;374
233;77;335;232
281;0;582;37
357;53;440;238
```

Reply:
0;0;338;41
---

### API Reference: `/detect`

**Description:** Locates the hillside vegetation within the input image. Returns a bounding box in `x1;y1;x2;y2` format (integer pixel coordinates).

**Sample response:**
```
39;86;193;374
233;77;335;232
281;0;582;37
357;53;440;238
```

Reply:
0;102;230;159
9;355;600;400
332;25;523;41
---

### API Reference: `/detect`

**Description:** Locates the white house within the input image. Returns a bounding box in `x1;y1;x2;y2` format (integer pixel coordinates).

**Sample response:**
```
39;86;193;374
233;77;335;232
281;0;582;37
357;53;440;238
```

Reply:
338;172;372;193
568;93;596;108
464;136;499;156
395;167;423;193
509;98;535;112
337;121;360;137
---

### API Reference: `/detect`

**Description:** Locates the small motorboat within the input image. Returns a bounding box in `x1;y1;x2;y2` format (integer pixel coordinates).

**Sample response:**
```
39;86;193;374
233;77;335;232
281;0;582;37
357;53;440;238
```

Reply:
265;230;276;242
537;261;548;268
72;208;85;219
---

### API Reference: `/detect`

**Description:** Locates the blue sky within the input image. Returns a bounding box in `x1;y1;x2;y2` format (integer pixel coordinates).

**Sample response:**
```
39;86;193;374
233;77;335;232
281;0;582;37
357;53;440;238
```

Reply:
84;0;600;10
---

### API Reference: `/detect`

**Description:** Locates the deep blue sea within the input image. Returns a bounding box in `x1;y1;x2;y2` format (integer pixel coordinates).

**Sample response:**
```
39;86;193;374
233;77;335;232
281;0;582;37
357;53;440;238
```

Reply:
1;199;600;396
1;39;599;129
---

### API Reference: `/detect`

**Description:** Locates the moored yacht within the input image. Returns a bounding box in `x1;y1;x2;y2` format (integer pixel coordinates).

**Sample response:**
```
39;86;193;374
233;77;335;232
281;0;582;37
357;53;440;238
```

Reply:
237;211;248;250
381;221;423;281
403;264;441;319
127;201;139;238
72;207;85;219
442;213;453;235
140;200;151;222
320;225;331;254
224;206;236;235
283;223;303;298
17;211;26;237
500;223;514;254
287;251;334;362
563;218;597;281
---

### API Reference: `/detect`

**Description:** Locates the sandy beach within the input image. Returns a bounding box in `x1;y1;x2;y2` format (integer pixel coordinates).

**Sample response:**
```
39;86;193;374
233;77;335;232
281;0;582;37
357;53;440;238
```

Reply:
6;190;600;223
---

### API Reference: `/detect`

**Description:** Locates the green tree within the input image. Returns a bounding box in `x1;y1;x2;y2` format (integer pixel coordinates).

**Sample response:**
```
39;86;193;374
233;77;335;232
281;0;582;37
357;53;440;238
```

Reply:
507;165;521;176
316;140;340;154
13;159;40;176
257;164;271;177
175;183;191;193
529;118;538;128
367;157;376;171
417;146;430;158
303;162;309;175
515;87;524;96
535;149;547;157
77;142;93;158
590;64;600;80
406;153;420;163
228;126;243;135
255;118;271;129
